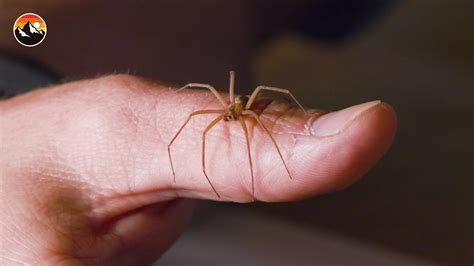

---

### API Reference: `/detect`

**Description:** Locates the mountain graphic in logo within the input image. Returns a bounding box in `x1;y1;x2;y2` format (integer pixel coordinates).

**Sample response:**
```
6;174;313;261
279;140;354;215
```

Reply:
13;13;47;47
14;21;45;46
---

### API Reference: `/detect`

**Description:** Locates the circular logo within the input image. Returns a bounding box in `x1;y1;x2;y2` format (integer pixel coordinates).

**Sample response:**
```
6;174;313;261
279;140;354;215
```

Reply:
13;13;47;47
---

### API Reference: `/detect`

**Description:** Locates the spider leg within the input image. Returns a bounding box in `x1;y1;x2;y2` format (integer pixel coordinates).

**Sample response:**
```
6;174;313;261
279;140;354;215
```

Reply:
178;83;227;108
202;114;226;198
245;86;307;114
229;71;235;104
238;116;255;200
242;110;293;179
168;109;224;182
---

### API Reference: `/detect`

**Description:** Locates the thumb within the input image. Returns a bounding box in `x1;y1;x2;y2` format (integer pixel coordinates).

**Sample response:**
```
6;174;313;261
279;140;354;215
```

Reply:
3;74;397;204
166;90;396;201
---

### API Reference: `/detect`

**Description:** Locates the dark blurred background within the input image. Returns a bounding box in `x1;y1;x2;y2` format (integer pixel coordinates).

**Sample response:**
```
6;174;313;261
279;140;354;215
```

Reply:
1;0;472;265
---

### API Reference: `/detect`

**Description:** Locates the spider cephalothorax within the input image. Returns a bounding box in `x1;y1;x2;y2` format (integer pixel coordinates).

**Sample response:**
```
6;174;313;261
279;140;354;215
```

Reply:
168;71;307;199
224;95;249;121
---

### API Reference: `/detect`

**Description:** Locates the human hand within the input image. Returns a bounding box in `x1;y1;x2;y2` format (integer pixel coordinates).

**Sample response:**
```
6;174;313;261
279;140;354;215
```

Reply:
0;75;396;265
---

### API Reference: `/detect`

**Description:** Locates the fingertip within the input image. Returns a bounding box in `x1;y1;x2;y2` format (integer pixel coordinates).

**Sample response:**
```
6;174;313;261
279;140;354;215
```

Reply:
315;101;397;192
258;101;397;202
329;101;397;191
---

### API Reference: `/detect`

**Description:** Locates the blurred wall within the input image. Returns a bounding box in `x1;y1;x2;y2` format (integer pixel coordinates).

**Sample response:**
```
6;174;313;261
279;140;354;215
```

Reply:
252;1;473;264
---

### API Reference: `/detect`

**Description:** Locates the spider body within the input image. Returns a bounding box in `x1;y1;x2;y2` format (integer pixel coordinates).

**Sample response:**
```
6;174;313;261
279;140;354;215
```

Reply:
224;95;249;121
168;71;307;199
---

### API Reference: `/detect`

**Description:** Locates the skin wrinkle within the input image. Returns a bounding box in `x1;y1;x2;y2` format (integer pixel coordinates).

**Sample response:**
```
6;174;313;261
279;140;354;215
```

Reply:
164;91;225;190
124;94;166;193
264;103;300;133
250;106;326;193
1;223;39;261
128;147;136;193
42;145;79;186
150;96;172;194
61;100;110;187
79;134;101;190
251;110;301;196
233;129;254;196
1;255;30;265
144;90;179;196
85;86;157;191
237;104;317;197
110;127;133;194
116;103;138;193
90;189;177;224
255;100;325;137
162;90;218;138
304;111;321;136
243;115;292;198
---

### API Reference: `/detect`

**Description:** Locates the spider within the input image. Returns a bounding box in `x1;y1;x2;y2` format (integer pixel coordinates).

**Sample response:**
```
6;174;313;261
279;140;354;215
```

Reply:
168;71;307;199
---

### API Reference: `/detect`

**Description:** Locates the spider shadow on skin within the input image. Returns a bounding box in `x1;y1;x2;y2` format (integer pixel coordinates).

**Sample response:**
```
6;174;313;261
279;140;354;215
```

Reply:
202;97;303;198
195;96;276;196
224;96;272;149
221;97;274;186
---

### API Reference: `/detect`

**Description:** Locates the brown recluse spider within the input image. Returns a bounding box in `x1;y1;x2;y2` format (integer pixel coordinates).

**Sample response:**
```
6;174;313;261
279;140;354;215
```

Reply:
168;71;307;199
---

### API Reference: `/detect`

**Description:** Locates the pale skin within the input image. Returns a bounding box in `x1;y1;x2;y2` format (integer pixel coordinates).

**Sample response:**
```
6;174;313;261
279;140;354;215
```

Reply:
0;74;397;265
168;71;307;199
